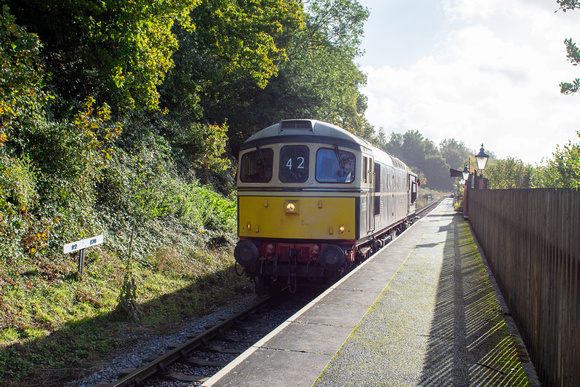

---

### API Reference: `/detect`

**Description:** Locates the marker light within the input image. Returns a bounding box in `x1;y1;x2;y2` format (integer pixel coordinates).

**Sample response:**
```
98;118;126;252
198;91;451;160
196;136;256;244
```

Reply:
285;201;299;214
339;225;345;233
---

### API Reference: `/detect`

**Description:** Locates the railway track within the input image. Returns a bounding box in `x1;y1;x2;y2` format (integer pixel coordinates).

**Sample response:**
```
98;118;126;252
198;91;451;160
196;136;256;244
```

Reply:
98;289;322;386
416;197;445;218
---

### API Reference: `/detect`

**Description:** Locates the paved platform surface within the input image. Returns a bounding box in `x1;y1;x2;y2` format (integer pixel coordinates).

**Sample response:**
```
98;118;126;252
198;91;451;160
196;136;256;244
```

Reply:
204;199;537;386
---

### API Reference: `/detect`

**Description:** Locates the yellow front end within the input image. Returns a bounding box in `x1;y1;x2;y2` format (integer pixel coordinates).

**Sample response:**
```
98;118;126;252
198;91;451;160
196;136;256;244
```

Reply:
238;196;356;240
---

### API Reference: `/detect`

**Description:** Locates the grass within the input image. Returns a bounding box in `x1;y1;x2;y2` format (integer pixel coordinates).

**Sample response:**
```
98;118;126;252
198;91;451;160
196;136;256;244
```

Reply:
0;245;253;385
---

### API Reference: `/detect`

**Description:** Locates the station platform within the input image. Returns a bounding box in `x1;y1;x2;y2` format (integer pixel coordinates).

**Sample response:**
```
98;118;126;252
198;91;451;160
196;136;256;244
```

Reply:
203;199;538;386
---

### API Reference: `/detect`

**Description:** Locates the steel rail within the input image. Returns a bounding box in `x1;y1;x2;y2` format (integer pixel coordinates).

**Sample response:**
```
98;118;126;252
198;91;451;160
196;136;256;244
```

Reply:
107;295;271;387
414;197;445;218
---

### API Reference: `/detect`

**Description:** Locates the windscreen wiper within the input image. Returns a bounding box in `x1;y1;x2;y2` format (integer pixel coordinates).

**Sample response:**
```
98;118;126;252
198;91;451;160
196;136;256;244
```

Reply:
256;145;266;166
333;144;344;170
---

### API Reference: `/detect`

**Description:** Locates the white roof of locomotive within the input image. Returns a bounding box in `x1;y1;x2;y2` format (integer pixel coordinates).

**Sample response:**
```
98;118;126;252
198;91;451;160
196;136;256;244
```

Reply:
244;119;407;170
245;119;362;144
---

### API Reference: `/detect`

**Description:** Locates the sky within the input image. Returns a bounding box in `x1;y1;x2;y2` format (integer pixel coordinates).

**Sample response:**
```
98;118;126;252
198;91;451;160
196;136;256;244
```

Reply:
356;0;580;165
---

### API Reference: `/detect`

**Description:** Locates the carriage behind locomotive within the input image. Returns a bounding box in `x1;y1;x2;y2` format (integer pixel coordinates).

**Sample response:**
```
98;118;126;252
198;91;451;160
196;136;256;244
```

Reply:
234;120;418;292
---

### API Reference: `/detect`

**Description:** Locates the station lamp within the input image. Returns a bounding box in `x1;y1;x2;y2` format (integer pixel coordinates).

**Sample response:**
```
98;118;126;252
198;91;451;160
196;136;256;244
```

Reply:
475;144;489;172
462;165;470;182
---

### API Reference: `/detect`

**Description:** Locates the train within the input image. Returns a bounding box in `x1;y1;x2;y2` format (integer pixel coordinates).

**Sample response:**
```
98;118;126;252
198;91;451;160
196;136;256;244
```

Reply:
233;119;419;293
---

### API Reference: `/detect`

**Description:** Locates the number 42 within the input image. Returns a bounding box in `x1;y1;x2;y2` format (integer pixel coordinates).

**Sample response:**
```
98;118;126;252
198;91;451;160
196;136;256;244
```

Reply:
286;157;305;170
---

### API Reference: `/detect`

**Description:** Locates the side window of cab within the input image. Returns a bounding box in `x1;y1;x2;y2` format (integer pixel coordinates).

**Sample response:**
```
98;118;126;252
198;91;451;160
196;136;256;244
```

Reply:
239;148;273;182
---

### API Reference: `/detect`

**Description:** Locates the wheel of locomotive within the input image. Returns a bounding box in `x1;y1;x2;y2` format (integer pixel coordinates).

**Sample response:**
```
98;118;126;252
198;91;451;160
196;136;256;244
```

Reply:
318;244;345;271
372;239;380;253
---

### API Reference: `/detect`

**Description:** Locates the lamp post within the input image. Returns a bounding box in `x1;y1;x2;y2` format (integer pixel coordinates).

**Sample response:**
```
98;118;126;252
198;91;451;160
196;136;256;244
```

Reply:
474;144;489;189
462;164;470;181
475;144;489;172
463;144;489;219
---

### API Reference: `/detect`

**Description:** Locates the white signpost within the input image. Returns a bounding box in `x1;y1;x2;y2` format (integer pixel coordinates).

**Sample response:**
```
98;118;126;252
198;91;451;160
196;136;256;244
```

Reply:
63;234;104;276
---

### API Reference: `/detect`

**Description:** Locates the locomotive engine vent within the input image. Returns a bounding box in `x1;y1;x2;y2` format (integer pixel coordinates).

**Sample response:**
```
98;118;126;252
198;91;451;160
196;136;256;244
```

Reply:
280;120;314;131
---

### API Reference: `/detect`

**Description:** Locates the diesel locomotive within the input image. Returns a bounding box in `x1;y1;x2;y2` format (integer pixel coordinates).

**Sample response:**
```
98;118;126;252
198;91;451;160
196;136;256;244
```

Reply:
233;119;419;293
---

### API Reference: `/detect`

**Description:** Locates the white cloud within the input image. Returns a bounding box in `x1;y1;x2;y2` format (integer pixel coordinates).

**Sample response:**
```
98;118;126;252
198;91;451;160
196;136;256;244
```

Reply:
359;0;580;164
443;0;509;20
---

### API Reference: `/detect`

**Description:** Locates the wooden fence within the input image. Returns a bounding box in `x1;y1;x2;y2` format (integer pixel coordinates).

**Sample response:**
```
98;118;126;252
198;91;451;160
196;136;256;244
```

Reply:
468;189;579;387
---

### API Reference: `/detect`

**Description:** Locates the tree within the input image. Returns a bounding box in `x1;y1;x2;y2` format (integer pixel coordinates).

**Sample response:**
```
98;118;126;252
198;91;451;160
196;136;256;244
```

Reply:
531;131;580;188
292;0;370;137
5;0;200;113
0;5;47;139
557;0;580;94
401;130;427;169
422;154;451;191
380;130;459;191
159;0;305;152
174;0;371;155
382;132;404;159
439;138;472;171
1;5;45;231
485;157;532;189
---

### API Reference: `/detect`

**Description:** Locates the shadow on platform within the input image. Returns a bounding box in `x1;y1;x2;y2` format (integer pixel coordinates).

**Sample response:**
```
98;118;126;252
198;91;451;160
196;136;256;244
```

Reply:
419;214;530;386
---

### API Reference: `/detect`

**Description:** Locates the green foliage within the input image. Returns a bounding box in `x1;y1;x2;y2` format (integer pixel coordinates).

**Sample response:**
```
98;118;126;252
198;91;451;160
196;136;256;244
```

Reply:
0;154;37;212
557;1;580;95
116;225;143;322
192;185;237;231
306;0;368;59
173;122;231;172
380;132;403;158
378;130;473;191
422;154;451;191
160;0;306;154
0;4;47;128
29;99;121;191
162;0;304;103
4;0;200;112
280;40;370;135
0;246;251;384
485;157;532;189
558;0;580;10
286;0;369;135
113;137;181;221
439;138;473;171
94;0;201;110
531;131;580;188
190;0;302;89
207;0;371;151
560;38;580;95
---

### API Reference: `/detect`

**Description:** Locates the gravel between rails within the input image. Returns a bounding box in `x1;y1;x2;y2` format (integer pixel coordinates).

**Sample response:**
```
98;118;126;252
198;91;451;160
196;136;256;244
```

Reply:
64;295;259;387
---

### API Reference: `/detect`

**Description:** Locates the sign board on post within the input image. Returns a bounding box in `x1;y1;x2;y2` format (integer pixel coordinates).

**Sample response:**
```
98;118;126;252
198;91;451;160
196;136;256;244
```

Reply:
63;234;104;276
